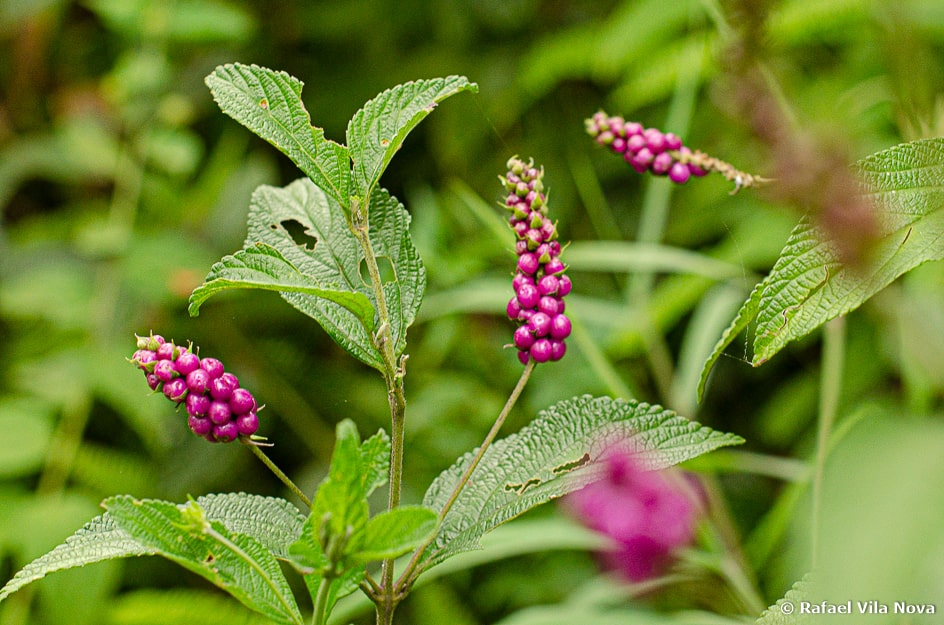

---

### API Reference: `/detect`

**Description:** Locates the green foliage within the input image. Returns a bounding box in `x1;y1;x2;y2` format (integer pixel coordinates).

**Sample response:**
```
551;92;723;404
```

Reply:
754;575;815;625
0;493;305;603
700;138;944;397
420;395;744;571
104;496;303;625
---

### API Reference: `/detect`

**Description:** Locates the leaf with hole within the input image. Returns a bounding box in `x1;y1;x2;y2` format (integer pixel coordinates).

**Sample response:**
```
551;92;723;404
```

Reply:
189;177;425;370
419;395;744;572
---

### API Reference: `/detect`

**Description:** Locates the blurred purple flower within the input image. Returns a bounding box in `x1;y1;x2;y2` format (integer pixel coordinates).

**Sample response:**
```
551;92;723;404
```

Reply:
566;446;698;582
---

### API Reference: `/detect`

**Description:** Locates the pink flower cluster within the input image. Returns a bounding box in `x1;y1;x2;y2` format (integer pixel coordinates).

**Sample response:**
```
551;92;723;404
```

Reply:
502;157;572;364
130;333;260;443
566;446;697;582
585;111;707;184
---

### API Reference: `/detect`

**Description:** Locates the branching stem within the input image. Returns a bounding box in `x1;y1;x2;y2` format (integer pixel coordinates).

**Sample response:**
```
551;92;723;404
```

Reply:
394;361;535;593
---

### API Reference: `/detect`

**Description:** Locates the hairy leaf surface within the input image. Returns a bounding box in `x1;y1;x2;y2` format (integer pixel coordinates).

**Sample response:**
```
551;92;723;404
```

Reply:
420;395;743;570
347;76;477;206
0;493;304;603
105;496;303;625
700;138;944;398
189;178;425;369
205;63;350;206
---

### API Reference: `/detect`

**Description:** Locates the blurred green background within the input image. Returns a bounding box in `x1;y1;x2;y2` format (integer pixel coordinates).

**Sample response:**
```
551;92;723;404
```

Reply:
3;1;944;624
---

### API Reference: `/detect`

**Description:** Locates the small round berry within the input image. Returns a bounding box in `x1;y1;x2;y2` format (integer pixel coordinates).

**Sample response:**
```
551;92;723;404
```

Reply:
201;357;224;380
236;411;259;436
186;368;210;394
664;133;683;150
153;359;178;383
229;388;256;415
644;128;666;153
543;258;566;276
538;296;561;317
210;372;239;401
132;349;157;369
632;148;655;169
611;137;627;153
517;349;530;365
156;342;177;361
186;393;211;417
146;373;161;391
212;422;239;443
558;275;573;296
515;240;528;255
537;274;560;296
651;152;674;175
507;297;523;320
175;351;201;376
550;340;567;361
668;162;691;184
528;312;552;337
513;325;536;350
626;134;646;153
550;314;572;340
512;273;534;291
188;414;212;436
540;219;556;241
162;378;188;403
517;253;540;275
208;401;232;425
516;283;540;309
151;334;166;345
530;338;553;363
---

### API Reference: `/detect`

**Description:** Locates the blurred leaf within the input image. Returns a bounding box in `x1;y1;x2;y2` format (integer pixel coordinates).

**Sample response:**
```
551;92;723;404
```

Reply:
105;589;273;625
105;496;302;625
346;76;477;206
205;63;351;207
754;574;815;625
700;138;944;396
85;0;254;42
420;395;744;570
0;396;55;478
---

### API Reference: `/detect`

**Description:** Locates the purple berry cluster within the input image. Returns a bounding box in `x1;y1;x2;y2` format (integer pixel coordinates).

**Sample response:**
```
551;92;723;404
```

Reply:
501;156;572;365
585;111;707;184
130;334;260;443
566;447;697;582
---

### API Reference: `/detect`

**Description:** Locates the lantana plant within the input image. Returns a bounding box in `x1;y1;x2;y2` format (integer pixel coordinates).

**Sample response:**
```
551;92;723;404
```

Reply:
11;59;940;624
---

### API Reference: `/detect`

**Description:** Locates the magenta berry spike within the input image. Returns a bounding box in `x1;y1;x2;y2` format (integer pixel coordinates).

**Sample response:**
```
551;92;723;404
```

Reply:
130;333;261;442
501;157;572;364
585;111;767;194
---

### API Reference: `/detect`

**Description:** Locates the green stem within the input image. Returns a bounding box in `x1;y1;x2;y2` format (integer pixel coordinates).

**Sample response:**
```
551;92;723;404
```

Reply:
247;442;312;508
811;317;846;569
395;361;535;592
312;576;332;625
349;201;407;625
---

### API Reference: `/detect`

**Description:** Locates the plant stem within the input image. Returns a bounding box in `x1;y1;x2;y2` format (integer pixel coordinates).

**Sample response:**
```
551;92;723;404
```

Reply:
247;442;312;508
349;201;408;625
312;577;331;625
811;316;846;569
395;361;535;592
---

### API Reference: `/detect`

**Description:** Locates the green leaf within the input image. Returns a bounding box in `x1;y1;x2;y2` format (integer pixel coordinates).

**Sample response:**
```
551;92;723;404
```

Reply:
699;138;944;394
191;177;425;369
0;493;304;603
755;574;816;624
188;242;376;332
420;395;743;570
205;63;351;207
104;496;303;625
353;506;438;563
288;422;390;620
346;76;477;206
